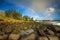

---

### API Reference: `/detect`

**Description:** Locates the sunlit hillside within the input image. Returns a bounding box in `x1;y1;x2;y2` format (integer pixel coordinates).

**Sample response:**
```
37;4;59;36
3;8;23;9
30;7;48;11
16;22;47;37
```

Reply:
0;16;24;23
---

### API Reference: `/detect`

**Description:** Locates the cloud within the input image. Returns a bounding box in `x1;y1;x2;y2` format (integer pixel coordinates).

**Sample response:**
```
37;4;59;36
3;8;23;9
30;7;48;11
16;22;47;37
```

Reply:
33;16;43;20
45;8;55;16
5;0;51;13
4;0;56;20
22;8;43;20
25;8;36;14
49;8;55;12
44;7;55;20
30;0;51;13
5;0;31;7
5;0;55;13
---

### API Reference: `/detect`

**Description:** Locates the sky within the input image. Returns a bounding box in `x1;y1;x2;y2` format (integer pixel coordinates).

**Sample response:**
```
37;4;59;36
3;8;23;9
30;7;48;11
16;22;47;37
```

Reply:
0;0;60;20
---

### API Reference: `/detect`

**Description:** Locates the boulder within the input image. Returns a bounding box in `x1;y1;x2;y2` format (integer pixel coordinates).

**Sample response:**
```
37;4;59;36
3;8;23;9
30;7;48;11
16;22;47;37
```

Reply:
39;36;48;40
49;36;59;40
9;34;20;40
0;34;8;40
47;29;55;35
22;33;35;40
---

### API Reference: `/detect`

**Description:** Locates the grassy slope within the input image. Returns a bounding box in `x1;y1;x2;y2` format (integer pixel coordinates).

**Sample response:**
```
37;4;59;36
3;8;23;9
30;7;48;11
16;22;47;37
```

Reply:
0;16;24;23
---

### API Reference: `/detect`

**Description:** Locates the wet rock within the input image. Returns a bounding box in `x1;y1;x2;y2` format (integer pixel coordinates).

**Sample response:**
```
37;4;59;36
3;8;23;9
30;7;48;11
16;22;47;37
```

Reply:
21;33;35;40
39;36;48;40
47;29;55;35
39;36;59;40
9;34;20;40
0;34;8;40
49;36;59;40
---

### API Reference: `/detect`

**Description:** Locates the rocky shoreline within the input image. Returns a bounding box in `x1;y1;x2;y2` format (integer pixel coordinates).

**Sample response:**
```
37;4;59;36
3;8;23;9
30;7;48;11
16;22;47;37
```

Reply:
0;21;60;40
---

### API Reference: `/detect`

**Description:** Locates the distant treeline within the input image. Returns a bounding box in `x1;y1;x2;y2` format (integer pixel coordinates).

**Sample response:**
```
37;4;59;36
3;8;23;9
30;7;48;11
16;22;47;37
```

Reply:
1;8;34;21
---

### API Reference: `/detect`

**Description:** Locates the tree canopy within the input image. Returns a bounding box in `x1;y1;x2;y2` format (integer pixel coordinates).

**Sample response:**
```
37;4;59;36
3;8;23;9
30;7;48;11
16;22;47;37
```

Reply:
5;8;34;21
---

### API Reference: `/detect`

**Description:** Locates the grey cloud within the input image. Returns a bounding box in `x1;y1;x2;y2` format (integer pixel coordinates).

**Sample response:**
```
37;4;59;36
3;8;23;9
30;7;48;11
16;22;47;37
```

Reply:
5;0;51;13
4;0;57;20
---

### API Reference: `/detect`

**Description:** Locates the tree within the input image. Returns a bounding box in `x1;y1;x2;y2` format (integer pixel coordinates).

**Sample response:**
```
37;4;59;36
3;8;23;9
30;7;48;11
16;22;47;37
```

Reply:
5;8;13;18
30;17;34;21
23;15;30;21
12;10;22;20
5;8;22;20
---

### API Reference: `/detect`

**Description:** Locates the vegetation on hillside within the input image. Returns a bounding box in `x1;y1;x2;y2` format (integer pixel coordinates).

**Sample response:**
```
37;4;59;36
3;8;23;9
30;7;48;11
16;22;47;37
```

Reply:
4;8;34;21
